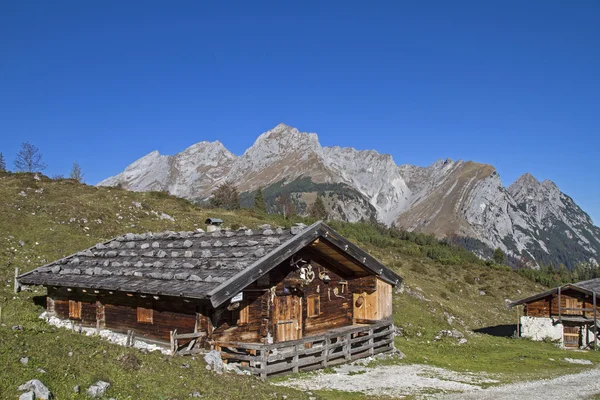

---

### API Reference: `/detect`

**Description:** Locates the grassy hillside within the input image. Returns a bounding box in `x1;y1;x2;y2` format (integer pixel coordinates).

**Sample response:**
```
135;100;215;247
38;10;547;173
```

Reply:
1;172;599;399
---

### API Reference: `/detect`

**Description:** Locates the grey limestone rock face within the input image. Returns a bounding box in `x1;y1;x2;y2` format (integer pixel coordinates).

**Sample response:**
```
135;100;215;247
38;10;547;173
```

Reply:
96;123;600;268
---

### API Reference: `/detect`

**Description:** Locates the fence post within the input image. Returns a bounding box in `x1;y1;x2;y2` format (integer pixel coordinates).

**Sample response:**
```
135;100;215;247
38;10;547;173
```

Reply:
388;322;395;351
368;328;374;356
14;267;20;294
344;333;351;361
322;336;330;368
292;344;299;373
260;348;267;380
170;330;177;354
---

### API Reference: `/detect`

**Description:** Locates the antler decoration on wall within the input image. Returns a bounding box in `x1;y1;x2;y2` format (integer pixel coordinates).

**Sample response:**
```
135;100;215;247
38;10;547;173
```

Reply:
290;256;315;283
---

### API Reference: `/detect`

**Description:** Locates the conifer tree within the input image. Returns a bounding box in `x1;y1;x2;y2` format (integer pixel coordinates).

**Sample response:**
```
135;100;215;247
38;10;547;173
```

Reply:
0;152;6;172
309;195;328;220
492;247;506;265
253;187;267;213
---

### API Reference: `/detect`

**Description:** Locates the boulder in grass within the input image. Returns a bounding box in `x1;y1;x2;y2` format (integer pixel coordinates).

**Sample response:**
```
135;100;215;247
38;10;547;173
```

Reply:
204;350;224;374
18;379;52;399
19;392;35;400
87;381;111;398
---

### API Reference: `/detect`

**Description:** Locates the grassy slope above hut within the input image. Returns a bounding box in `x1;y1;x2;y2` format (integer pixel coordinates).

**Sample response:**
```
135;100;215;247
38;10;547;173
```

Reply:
1;172;600;399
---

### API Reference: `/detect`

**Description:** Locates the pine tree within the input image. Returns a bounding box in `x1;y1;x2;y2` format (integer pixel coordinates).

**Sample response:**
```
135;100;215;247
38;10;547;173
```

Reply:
210;182;240;210
309;195;328;220
69;162;84;183
253;187;267;213
14;142;47;172
0;152;6;172
492;247;506;265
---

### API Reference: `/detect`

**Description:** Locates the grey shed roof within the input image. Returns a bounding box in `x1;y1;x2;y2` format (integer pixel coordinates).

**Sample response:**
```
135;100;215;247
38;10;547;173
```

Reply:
18;221;402;307
510;277;600;307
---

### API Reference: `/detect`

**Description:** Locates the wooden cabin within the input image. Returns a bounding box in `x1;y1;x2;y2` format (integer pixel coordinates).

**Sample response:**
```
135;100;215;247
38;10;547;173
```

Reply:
510;279;600;349
18;221;402;377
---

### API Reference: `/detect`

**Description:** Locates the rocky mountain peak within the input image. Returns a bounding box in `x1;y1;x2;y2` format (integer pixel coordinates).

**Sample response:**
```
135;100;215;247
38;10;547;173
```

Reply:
97;123;600;269
253;123;320;151
511;172;540;188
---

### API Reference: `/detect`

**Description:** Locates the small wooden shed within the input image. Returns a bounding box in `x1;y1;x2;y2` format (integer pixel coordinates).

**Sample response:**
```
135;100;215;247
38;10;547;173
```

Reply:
19;221;402;377
510;278;600;349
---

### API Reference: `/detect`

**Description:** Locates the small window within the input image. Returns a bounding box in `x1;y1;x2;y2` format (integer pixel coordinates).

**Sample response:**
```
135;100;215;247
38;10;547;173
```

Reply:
137;307;153;324
69;300;82;319
238;301;249;325
307;294;320;318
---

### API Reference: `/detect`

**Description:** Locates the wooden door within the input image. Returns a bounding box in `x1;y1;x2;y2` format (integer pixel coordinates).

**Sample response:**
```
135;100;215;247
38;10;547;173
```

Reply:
274;295;302;342
563;326;580;348
565;297;580;315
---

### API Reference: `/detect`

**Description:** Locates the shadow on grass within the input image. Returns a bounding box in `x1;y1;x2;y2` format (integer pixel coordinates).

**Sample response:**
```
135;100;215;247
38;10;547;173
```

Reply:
474;324;519;338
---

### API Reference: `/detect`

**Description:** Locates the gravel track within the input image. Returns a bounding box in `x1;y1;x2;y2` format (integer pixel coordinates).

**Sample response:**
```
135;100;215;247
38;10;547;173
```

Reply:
275;362;600;399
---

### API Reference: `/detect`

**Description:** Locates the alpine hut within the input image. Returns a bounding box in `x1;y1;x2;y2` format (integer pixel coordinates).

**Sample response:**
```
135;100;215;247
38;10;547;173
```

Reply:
510;278;600;349
18;221;401;377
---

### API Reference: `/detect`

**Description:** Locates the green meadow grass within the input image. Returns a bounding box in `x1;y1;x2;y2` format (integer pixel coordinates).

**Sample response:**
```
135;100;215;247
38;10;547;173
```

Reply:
0;172;597;399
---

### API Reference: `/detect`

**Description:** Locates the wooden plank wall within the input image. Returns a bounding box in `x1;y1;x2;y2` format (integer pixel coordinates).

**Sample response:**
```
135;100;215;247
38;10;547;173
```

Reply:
211;249;392;344
524;289;600;318
377;279;393;319
48;287;207;342
212;293;266;343
45;245;395;347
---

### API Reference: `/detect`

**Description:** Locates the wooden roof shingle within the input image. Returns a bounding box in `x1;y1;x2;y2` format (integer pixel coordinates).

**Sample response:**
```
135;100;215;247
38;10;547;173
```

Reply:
19;221;402;307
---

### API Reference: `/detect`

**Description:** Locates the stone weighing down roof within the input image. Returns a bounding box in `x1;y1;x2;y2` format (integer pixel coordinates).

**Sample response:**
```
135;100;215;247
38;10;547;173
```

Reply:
19;225;297;300
19;221;402;307
510;278;600;307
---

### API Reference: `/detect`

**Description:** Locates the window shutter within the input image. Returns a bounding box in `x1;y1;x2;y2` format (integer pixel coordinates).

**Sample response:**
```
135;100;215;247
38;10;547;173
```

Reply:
137;307;153;324
69;300;82;319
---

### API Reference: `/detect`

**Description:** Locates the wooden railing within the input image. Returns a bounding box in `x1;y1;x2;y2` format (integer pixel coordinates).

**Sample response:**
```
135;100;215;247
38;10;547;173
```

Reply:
215;319;395;379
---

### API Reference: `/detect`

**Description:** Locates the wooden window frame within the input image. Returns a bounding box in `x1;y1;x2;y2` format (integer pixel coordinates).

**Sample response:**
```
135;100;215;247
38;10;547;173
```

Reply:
307;294;320;318
69;300;82;319
137;306;154;324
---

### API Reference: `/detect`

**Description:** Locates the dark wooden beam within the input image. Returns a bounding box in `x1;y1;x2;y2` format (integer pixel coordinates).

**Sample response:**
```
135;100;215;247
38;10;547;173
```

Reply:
302;247;361;279
317;224;401;286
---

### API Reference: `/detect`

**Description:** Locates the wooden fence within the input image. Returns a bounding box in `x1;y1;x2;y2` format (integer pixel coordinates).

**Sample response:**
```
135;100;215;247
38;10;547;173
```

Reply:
170;329;206;355
215;319;395;379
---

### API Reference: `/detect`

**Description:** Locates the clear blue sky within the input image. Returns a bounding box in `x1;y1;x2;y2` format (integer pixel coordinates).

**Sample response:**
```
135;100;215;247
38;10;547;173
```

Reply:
1;1;598;223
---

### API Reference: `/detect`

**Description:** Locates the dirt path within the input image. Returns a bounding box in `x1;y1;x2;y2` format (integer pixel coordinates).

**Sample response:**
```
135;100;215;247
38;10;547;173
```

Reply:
439;367;600;400
275;362;600;399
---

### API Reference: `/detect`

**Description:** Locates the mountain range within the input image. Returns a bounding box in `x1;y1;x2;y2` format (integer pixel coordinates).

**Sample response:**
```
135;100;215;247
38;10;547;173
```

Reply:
98;123;600;269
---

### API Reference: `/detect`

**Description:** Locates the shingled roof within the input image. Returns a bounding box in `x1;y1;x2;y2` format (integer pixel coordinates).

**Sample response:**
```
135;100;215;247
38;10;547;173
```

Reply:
510;277;600;307
18;221;402;307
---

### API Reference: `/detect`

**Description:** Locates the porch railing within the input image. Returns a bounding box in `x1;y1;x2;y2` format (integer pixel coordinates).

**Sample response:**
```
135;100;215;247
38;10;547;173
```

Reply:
215;319;395;379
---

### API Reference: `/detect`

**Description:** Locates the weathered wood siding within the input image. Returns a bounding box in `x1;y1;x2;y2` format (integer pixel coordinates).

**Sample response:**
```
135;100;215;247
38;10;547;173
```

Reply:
47;287;208;342
212;293;266;343
377;279;393;319
524;289;600;318
46;242;395;346
352;278;392;321
103;296;197;341
211;248;392;344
